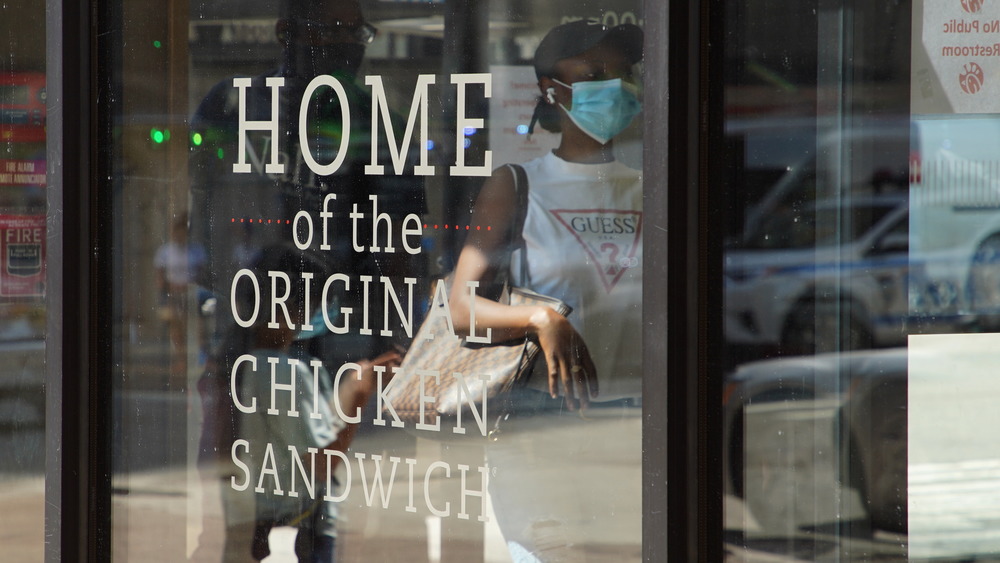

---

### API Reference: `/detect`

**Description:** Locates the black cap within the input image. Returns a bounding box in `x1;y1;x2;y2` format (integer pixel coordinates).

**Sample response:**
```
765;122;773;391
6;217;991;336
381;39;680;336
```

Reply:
533;20;643;79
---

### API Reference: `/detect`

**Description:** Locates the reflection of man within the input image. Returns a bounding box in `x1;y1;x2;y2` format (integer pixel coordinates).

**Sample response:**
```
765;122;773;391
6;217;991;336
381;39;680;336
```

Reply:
189;0;425;561
190;0;425;357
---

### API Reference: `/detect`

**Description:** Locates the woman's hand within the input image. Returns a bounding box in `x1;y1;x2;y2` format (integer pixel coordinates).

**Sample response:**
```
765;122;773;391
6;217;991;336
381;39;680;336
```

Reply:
447;166;599;409
355;349;403;397
529;306;598;411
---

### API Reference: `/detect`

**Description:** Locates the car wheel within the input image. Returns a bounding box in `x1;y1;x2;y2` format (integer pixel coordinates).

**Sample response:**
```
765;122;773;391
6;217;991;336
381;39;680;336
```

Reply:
841;386;907;533
969;233;1000;328
781;299;872;355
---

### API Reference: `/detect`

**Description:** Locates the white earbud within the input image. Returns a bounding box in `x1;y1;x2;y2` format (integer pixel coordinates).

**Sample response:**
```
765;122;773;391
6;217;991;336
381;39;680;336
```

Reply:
546;87;556;104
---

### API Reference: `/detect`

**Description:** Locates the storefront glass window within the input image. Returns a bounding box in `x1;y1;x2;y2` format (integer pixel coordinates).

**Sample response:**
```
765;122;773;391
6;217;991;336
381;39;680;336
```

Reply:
721;0;1000;559
108;1;645;560
0;3;47;560
721;1;912;556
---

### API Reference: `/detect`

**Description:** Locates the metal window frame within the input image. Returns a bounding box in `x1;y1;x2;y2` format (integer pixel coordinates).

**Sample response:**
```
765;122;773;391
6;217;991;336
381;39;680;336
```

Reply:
45;0;114;561
643;0;725;561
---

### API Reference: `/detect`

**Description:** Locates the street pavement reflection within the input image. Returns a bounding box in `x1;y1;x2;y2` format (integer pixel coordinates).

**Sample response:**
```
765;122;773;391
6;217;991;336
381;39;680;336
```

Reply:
909;333;1000;560
13;337;1000;560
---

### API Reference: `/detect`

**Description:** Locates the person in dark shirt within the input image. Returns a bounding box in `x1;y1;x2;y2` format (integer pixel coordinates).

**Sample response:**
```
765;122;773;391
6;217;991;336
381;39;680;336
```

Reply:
190;0;425;359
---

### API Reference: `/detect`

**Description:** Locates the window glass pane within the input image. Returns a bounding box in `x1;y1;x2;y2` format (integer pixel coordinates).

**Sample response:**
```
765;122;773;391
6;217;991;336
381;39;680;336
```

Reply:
109;1;645;560
907;1;1000;558
0;3;46;560
721;0;913;557
719;0;1000;558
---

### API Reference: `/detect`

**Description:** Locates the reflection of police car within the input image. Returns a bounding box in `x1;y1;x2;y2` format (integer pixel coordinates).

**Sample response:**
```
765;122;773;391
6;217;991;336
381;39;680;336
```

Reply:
725;194;910;354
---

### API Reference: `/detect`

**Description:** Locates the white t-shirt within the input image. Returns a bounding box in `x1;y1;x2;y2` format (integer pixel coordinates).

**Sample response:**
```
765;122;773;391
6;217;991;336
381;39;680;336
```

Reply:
511;152;643;401
154;241;206;286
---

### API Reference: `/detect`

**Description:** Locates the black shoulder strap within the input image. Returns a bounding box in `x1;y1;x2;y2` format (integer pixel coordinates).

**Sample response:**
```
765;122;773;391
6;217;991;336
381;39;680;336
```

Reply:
506;164;530;286
507;164;529;242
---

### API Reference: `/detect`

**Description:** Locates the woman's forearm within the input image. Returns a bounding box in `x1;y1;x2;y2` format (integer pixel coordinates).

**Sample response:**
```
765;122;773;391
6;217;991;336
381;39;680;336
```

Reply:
451;288;562;343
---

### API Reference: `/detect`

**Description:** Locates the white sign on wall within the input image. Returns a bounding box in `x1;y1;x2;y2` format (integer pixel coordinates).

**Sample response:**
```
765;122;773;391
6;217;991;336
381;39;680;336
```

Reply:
913;0;1000;114
487;65;559;167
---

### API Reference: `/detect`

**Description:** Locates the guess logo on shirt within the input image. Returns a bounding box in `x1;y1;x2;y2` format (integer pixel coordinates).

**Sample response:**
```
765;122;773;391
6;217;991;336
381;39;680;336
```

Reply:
551;209;642;293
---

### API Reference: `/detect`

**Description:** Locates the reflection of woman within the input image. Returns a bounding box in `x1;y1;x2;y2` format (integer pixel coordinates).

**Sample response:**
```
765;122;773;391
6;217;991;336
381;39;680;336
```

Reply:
449;21;644;561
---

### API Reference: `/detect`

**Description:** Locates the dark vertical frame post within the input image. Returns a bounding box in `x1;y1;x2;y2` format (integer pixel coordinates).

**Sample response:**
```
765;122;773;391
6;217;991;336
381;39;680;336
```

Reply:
644;0;725;559
44;0;87;558
641;0;670;558
665;0;708;553
45;0;110;560
699;0;727;557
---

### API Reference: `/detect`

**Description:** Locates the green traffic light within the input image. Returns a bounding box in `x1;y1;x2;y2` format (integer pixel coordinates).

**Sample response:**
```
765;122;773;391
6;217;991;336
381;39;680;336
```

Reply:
153;40;162;49
150;128;172;144
192;132;203;146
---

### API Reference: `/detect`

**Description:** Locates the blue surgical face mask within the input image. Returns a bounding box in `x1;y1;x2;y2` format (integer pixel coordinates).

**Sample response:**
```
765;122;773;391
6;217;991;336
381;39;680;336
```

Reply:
553;78;642;144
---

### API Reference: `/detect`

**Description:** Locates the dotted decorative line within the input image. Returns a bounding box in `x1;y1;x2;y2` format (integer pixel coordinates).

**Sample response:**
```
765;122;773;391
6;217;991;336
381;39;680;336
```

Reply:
229;218;491;231
424;224;491;231
232;218;292;224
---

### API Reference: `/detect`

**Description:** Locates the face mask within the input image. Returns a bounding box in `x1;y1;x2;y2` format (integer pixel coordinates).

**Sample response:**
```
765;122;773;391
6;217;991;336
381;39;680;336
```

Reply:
287;42;366;79
553;78;642;144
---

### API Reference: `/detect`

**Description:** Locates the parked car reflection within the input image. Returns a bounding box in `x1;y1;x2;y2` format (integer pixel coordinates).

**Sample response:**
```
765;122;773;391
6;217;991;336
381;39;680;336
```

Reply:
723;348;907;537
725;195;910;355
